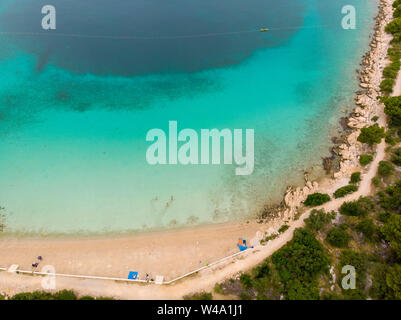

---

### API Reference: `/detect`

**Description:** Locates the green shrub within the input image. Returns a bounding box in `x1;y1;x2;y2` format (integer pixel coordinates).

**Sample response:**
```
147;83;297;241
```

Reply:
184;292;213;300
350;172;361;184
378;180;401;211
356;219;377;241
378;161;394;177
52;290;77;300
383;60;401;79
304;209;335;232
384;264;401;299
359;154;373;166
385;129;397;145
11;291;54;300
372;176;380;187
380;79;395;94
339;250;368;299
254;260;270;279
272;228;329;299
340;201;361;216
391;147;401;166
382;214;401;258
334;185;358;199
11;290;78;300
78;296;95;300
393;0;401;9
326;226;350;248
357;125;385;146
286;279;320;300
240;274;253;289
380;96;401;127
339;197;373;217
303;193;331;207
278;224;289;233
385;17;401;34
378;211;391;223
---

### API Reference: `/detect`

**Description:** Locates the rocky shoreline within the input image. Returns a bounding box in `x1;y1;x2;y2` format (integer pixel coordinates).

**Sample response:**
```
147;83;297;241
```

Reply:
255;0;393;240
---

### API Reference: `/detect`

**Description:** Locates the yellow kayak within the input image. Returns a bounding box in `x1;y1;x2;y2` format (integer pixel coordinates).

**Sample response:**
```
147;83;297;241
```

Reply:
260;28;269;32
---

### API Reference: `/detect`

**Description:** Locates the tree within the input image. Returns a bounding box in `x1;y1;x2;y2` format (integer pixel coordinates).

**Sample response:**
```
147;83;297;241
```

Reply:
391;147;401;166
326;226;350;248
333;185;358;198
240;274;253;289
386;264;401;299
380;96;401;127
339;250;368;299
339;197;373;217
303;193;331;207
356;219;377;242
378;180;401;212
378;161;394;177
304;209;335;231
385;17;401;34
359;154;373;166
357;125;385;146
350;172;361;184
272;228;329;299
382;213;401;258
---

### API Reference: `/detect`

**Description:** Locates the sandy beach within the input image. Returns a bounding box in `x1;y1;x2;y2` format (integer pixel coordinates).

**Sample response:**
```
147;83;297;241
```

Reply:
0;0;396;299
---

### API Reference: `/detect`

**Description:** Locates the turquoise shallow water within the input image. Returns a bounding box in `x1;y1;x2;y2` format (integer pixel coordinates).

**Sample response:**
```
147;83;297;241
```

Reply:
0;0;378;234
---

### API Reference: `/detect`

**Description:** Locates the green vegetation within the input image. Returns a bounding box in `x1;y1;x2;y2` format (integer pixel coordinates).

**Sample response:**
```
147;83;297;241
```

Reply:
385;128;399;145
278;224;289;233
359;154;373;166
380;96;401;127
339;251;368;299
271;228;330;300
213;283;223;294
372;116;379;122
214;173;401;300
339;197;374;217
304;209;335;232
240;274;253;289
357;125;385;146
382;14;401;94
333;185;358;199
378;211;391;223
380;79;395;94
303;193;331;207
350;172;361;184
385;17;401;34
326;225;350;248
8;290;111;300
378;161;394;177
184;292;213;300
356;218;377;242
391;147;401;166
378;180;401;212
372;176;381;187
385;265;401;299
382;214;401;258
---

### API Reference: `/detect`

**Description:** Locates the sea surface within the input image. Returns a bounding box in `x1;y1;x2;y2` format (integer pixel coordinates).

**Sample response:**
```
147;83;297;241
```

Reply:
0;0;378;234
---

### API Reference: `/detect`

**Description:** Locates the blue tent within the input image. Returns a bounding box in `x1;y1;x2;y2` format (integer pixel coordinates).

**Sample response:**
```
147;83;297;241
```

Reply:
238;238;247;251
